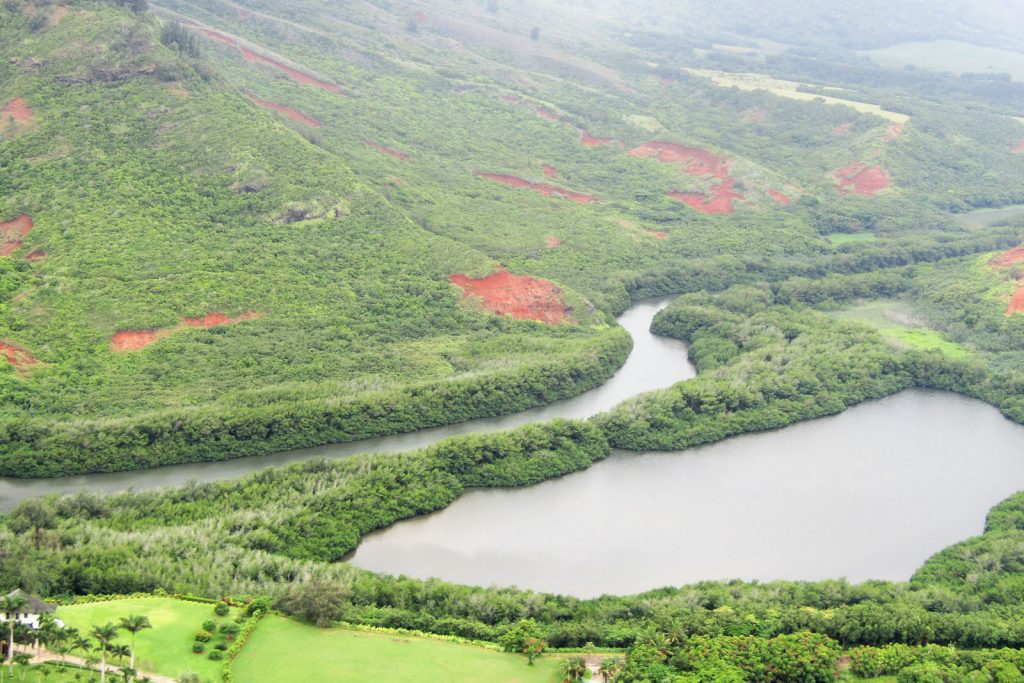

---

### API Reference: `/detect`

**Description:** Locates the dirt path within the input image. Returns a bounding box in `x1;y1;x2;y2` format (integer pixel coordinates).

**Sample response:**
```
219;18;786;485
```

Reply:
23;647;176;683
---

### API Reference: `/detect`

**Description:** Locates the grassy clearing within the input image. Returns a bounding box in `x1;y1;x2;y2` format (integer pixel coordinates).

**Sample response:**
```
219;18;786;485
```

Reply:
56;597;238;682
684;68;910;123
863;40;1024;81
954;204;1024;230
830;299;971;360
826;232;878;244
230;616;561;683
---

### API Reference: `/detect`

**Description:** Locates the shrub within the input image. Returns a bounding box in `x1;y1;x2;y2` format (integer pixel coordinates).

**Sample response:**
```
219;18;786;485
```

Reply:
202;620;216;632
214;602;230;617
208;650;224;661
194;630;212;643
191;642;205;654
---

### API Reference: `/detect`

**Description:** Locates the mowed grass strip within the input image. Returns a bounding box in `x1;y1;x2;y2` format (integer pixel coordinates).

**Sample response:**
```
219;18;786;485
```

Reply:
56;597;237;681
230;615;561;683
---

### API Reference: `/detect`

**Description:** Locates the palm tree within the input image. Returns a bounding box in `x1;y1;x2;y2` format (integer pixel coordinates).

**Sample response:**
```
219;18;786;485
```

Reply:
598;656;623;682
90;623;119;683
116;616;151;675
0;594;28;675
561;656;588;683
71;635;91;658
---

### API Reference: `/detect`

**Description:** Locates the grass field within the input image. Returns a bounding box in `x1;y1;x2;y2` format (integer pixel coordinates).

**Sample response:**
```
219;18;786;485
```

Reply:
830;299;971;360
864;40;1024;81
230;616;562;683
684;68;910;123
56;597;238;682
826;232;878;244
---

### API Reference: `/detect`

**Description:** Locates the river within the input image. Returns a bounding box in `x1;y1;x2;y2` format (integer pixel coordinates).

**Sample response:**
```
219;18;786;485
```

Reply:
0;297;695;511
351;389;1024;597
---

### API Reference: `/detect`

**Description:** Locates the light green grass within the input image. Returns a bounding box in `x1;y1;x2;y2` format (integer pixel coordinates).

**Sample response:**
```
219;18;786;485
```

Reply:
684;68;910;123
56;598;238;683
826;232;878;244
830;299;971;360
864;40;1024;82
230;616;562;683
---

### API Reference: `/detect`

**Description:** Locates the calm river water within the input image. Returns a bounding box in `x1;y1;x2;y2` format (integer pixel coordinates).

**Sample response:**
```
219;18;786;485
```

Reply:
0;297;694;511
351;390;1024;597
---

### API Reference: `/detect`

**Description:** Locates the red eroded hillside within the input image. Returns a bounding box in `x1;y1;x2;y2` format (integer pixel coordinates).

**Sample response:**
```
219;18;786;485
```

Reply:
247;95;322;127
1;97;33;124
450;268;568;323
0;341;39;370
989;247;1024;268
628;142;730;179
833;163;891;195
0;214;33;257
112;312;262;351
476;173;594;203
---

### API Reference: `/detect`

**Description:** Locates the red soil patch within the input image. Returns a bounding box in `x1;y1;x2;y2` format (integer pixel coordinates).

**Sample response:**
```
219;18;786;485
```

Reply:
630;142;743;214
450;268;568;323
833;163;891;196
770;190;792;205
1;98;33;124
200;28;239;47
885;124;904;142
26;250;46;262
247;94;322;127
989;247;1024;268
1013;140;1024;154
240;48;344;93
367;142;409;160
0;214;33;257
476;173;595;203
833;122;852;135
112;312;262;352
534;106;559;121
546;236;561;248
579;131;613;147
1008;282;1024;314
182;311;261;328
668;177;745;215
628;141;730;180
542;164;557;178
500;95;520;104
0;341;39;371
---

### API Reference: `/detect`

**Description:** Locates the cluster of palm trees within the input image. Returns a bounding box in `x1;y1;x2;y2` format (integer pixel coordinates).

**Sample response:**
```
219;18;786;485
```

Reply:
559;654;624;682
1;594;152;683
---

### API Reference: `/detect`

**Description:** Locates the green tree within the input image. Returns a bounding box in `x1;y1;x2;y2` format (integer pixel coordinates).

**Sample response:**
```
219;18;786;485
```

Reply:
90;623;119;683
0;594;28;675
117;615;151;674
561;656;588;682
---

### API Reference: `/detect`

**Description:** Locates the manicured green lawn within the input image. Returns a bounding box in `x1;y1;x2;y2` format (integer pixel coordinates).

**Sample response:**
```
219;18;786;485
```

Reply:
56;598;238;683
230;616;561;683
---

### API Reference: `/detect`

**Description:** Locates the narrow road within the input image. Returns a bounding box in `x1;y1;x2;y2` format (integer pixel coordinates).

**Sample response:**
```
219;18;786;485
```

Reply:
21;647;177;683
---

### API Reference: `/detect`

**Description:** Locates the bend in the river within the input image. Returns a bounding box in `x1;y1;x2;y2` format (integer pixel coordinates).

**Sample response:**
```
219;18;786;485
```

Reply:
0;297;696;511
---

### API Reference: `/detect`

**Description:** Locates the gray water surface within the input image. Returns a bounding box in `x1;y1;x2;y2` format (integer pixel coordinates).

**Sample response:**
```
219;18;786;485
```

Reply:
0;297;695;511
351;390;1024;597
955;204;1024;230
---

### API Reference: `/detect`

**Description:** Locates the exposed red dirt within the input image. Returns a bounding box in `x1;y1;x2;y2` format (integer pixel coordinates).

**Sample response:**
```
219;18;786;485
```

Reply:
989;247;1024;268
247;94;322;127
0;214;33;257
450;267;568;323
1008;284;1024;315
833;122;852;135
534;106;559;121
628;141;731;179
368;142;409;160
200;28;240;47
668;177;744;215
546;236;561;248
476;172;595;203
579;131;613;147
885;124;904;142
833;163;891;195
182;311;262;328
542;164;557;178
111;329;170;352
615;219;666;239
240;48;344;93
500;94;520;104
770;190;792;205
112;312;262;352
0;341;39;370
1;98;33;124
1013;140;1024;154
630;142;743;214
25;250;46;262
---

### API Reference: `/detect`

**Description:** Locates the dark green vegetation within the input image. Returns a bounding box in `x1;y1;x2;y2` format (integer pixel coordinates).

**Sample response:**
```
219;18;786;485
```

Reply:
4;0;1024;475
5;0;1024;681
